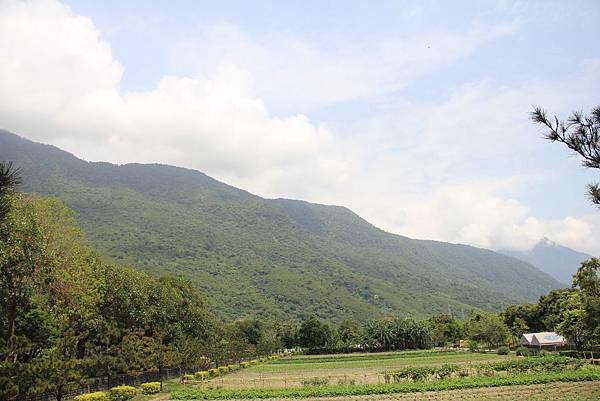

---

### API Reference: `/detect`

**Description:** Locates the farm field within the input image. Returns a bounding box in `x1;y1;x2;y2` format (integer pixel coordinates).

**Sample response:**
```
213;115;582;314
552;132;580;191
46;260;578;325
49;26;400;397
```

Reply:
171;351;600;400
217;382;600;401
204;350;516;389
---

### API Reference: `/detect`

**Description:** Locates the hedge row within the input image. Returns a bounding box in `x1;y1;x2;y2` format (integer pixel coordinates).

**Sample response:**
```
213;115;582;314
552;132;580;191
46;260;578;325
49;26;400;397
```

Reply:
183;354;283;382
74;382;161;401
171;368;600;400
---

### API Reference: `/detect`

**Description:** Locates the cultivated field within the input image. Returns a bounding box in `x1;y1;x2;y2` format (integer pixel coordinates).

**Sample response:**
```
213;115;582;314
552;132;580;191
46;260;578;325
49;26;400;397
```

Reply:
230;382;600;401
203;350;516;389
170;350;600;400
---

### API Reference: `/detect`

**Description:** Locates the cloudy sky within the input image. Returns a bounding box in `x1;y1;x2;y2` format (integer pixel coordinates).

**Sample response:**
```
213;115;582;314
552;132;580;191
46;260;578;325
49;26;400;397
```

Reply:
1;0;599;254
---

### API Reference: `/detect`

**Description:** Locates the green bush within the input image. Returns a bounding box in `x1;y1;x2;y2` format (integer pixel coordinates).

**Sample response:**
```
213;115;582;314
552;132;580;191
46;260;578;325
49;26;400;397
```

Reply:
516;347;530;356
218;366;229;374
559;350;580;358
182;374;194;381
109;386;136;401
74;392;110;401
208;368;220;377
250;360;259;365
240;361;250;368
497;346;510;355
140;382;161;395
227;364;238;371
302;377;330;387
195;371;209;380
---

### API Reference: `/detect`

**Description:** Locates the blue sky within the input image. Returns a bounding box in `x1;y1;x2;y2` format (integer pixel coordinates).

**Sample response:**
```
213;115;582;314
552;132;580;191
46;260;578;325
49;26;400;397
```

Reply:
1;0;599;254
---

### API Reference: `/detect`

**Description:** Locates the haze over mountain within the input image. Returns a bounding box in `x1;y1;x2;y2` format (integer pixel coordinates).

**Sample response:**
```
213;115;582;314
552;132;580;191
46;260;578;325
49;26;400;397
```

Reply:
500;238;593;285
0;130;562;321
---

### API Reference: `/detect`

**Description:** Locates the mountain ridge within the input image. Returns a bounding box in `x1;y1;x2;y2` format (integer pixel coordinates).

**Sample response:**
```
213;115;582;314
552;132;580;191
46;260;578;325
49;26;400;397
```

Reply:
0;129;563;321
500;238;593;285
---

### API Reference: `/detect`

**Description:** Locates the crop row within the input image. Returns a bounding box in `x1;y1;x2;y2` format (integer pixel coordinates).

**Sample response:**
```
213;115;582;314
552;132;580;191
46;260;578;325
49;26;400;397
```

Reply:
271;350;464;365
381;356;586;382
170;368;600;400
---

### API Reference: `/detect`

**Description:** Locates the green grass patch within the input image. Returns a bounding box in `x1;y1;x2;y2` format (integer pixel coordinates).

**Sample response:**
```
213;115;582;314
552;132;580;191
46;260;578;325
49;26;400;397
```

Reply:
272;350;465;364
171;369;600;400
253;352;514;372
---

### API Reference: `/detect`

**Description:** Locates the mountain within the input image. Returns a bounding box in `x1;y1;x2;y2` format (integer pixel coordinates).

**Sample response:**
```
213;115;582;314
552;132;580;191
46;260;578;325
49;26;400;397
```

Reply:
500;238;593;285
0;130;563;321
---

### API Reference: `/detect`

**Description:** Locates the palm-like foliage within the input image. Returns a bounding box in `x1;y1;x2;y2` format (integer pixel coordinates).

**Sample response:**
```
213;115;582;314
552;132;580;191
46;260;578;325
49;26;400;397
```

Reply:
0;161;21;222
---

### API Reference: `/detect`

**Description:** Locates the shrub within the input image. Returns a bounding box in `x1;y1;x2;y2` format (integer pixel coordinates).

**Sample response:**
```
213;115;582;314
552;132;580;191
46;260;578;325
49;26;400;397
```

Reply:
559;350;580;358
218;366;229;374
109;386;136;401
516;347;530;356
182;374;194;381
497;346;510;355
208;368;220;377
74;392;110;401
194;371;209;380
302;377;330;387
227;364;237;371
240;361;250;368
140;382;161;395
250;360;259;365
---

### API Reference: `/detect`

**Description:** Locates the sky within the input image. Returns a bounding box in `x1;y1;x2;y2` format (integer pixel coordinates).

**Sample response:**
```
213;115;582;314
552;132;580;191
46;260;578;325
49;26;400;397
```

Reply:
1;0;599;255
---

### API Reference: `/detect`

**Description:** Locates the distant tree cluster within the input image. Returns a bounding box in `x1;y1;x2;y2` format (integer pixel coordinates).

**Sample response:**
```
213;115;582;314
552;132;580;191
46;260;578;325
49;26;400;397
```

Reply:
502;258;600;350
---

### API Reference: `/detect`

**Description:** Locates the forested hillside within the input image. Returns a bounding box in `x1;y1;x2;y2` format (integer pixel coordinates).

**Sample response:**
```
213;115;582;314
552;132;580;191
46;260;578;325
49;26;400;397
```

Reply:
0;130;562;320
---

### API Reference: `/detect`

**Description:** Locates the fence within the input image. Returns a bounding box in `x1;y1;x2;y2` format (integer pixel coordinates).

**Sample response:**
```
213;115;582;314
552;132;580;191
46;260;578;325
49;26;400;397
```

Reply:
13;356;263;401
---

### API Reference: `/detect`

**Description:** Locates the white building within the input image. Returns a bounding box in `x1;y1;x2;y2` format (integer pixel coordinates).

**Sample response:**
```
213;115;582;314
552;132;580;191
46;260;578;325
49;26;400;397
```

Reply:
520;333;534;346
521;332;567;348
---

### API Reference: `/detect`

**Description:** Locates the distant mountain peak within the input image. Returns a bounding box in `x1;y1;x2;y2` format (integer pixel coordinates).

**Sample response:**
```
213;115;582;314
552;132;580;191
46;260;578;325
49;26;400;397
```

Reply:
501;239;591;285
539;237;556;247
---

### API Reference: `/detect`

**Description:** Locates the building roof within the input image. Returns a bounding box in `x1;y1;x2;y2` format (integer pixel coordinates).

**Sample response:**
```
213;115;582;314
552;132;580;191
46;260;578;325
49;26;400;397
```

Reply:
520;333;534;345
526;332;567;346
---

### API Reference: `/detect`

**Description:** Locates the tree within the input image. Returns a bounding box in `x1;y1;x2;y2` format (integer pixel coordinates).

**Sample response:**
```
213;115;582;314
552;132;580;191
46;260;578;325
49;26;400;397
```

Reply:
0;195;46;362
427;314;464;347
571;258;600;347
530;105;600;206
467;313;509;350
338;319;363;347
297;317;334;349
0;162;21;222
507;318;528;347
364;319;394;351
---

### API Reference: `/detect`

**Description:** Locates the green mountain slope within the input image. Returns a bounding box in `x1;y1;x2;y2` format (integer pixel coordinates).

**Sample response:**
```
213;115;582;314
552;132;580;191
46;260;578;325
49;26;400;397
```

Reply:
0;130;563;321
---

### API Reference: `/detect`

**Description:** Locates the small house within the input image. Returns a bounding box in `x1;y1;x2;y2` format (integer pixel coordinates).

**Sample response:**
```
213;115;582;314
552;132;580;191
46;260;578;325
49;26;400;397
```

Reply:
521;332;567;348
520;333;534;346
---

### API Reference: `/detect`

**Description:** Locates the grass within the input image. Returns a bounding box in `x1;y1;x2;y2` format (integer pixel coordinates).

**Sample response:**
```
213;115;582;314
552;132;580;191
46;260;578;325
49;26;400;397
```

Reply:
271;350;466;364
251;352;515;373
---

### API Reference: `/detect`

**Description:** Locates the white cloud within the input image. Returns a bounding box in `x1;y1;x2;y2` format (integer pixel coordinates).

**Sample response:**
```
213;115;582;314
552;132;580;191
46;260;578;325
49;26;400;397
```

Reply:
170;21;517;113
0;0;599;257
